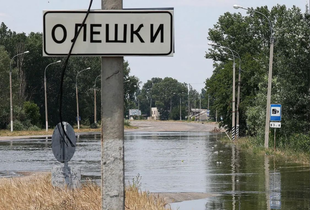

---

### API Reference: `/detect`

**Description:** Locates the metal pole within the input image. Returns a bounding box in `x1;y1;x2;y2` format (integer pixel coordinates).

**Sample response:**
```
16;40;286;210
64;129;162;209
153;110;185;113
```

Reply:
75;67;90;130
101;0;124;209
9;51;29;132
44;60;61;132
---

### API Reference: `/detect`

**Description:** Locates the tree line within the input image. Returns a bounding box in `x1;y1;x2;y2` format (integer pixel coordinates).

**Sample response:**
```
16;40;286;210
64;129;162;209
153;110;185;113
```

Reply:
0;22;205;130
206;4;310;151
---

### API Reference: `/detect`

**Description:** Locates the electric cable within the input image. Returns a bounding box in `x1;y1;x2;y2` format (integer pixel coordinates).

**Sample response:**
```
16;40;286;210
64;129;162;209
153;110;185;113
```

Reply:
57;0;93;148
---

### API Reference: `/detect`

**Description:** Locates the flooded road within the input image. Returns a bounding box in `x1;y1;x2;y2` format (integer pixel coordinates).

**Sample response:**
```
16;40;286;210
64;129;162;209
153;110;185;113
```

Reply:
0;131;309;210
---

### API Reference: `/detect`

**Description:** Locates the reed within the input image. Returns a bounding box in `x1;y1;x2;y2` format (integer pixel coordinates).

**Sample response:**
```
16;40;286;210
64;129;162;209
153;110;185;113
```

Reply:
0;174;172;210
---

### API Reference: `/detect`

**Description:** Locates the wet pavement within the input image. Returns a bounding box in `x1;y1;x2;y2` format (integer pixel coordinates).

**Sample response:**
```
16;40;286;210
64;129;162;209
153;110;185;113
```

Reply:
0;131;309;210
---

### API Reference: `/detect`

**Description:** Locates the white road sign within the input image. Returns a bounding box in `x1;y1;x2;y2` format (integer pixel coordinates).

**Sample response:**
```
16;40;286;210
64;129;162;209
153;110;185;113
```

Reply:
270;122;281;128
43;9;174;56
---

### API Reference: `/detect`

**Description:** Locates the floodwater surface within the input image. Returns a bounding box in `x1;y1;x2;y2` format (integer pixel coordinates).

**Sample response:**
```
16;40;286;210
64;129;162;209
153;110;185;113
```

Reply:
0;132;309;210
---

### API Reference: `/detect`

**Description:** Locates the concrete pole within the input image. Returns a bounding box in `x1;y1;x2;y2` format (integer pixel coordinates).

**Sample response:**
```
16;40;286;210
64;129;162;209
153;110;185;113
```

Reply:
75;67;90;130
188;84;190;120
44;60;61;132
9;69;13;132
264;38;274;148
199;94;201;122
180;97;181;121
101;1;124;209
9;51;29;132
76;83;80;130
236;64;241;139
94;88;97;123
232;59;236;140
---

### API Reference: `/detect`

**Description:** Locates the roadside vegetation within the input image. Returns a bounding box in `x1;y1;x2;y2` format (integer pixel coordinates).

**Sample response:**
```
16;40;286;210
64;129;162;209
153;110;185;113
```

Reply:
0;173;171;210
222;136;310;165
206;5;310;154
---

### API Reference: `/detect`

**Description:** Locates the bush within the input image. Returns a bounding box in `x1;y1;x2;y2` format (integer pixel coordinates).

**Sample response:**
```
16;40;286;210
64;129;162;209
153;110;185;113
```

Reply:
124;119;130;126
90;123;99;129
23;101;41;127
8;120;24;131
28;125;41;131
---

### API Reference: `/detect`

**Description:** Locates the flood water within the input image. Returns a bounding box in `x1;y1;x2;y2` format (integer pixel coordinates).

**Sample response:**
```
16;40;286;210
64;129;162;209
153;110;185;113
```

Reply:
0;131;309;210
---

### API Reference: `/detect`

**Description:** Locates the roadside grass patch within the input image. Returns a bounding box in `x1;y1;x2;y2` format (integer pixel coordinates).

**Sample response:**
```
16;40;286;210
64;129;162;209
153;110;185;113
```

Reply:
0;173;172;210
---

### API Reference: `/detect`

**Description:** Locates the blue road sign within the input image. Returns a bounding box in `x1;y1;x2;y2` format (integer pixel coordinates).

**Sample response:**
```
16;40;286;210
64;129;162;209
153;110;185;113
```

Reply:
270;104;281;121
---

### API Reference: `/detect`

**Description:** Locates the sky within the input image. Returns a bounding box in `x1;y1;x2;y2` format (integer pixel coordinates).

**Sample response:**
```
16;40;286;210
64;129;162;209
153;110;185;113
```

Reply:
0;0;308;91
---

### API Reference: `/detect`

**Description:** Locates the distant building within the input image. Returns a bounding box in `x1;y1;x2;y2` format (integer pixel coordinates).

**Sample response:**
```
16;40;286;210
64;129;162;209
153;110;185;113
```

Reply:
150;107;160;120
190;108;209;121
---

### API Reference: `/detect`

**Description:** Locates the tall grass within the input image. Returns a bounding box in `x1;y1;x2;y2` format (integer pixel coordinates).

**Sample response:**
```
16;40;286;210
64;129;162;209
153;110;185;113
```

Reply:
0;174;171;210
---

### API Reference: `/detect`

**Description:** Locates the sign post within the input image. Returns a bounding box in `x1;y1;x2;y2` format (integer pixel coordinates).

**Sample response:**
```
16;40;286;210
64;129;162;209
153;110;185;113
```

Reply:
43;4;174;209
270;104;282;151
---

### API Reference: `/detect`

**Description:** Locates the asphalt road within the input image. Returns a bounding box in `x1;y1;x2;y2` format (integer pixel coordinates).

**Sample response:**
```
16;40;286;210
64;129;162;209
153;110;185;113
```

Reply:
128;120;219;132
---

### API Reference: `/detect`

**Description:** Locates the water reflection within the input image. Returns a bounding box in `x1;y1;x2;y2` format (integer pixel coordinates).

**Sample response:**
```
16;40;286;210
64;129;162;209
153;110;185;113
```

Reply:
0;132;309;210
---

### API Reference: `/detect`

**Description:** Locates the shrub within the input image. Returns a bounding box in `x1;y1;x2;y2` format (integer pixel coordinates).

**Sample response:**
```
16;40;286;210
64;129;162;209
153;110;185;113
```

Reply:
28;125;41;131
8;120;24;131
90;123;99;129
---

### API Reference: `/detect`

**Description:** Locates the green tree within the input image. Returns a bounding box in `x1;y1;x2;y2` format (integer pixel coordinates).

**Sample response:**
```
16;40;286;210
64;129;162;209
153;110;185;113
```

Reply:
0;45;10;128
23;101;41;127
206;4;310;149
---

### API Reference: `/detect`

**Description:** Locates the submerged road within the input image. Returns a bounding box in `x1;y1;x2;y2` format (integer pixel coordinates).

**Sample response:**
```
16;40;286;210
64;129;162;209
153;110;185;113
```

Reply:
128;120;220;132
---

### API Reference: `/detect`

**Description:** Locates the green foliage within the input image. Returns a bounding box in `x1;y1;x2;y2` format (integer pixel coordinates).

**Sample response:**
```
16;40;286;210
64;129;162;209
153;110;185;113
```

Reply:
28;125;41;131
23;101;41;127
90;123;99;129
8;120;24;131
124;119;130;127
206;5;310;146
277;133;310;153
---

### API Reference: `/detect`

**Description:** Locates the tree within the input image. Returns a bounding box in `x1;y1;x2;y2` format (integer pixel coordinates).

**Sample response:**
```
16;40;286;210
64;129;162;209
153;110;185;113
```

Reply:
206;4;310;147
0;45;10;128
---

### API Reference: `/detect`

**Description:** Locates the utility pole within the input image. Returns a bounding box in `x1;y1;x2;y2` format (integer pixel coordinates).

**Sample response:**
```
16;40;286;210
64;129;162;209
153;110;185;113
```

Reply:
101;0;124;210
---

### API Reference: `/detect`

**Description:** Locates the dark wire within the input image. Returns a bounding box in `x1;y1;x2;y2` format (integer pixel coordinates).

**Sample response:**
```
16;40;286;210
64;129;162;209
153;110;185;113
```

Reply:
58;0;93;147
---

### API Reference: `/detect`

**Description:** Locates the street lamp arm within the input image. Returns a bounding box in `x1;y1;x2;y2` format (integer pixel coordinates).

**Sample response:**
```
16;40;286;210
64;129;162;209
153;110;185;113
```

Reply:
10;51;30;72
44;60;61;79
76;67;91;86
208;42;235;63
233;5;273;39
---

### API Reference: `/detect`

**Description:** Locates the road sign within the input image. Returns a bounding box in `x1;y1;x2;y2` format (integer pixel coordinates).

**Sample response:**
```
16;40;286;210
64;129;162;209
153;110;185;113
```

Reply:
52;122;76;163
270;104;281;121
43;9;174;56
129;109;141;116
270;122;281;128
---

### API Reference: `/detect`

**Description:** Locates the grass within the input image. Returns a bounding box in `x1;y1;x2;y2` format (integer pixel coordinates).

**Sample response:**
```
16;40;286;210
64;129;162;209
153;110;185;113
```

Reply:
0;173;172;210
0;125;136;137
223;137;310;165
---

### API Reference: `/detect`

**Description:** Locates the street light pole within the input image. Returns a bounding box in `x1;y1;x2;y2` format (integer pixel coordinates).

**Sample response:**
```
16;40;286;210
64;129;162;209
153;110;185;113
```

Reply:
230;49;242;139
94;74;101;124
75;67;91;130
208;42;236;140
234;4;274;148
9;51;29;132
180;96;182;121
44;60;61;132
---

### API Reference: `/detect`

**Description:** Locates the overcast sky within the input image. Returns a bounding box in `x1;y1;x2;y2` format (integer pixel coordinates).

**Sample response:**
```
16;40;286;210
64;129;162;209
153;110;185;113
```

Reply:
0;0;308;91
